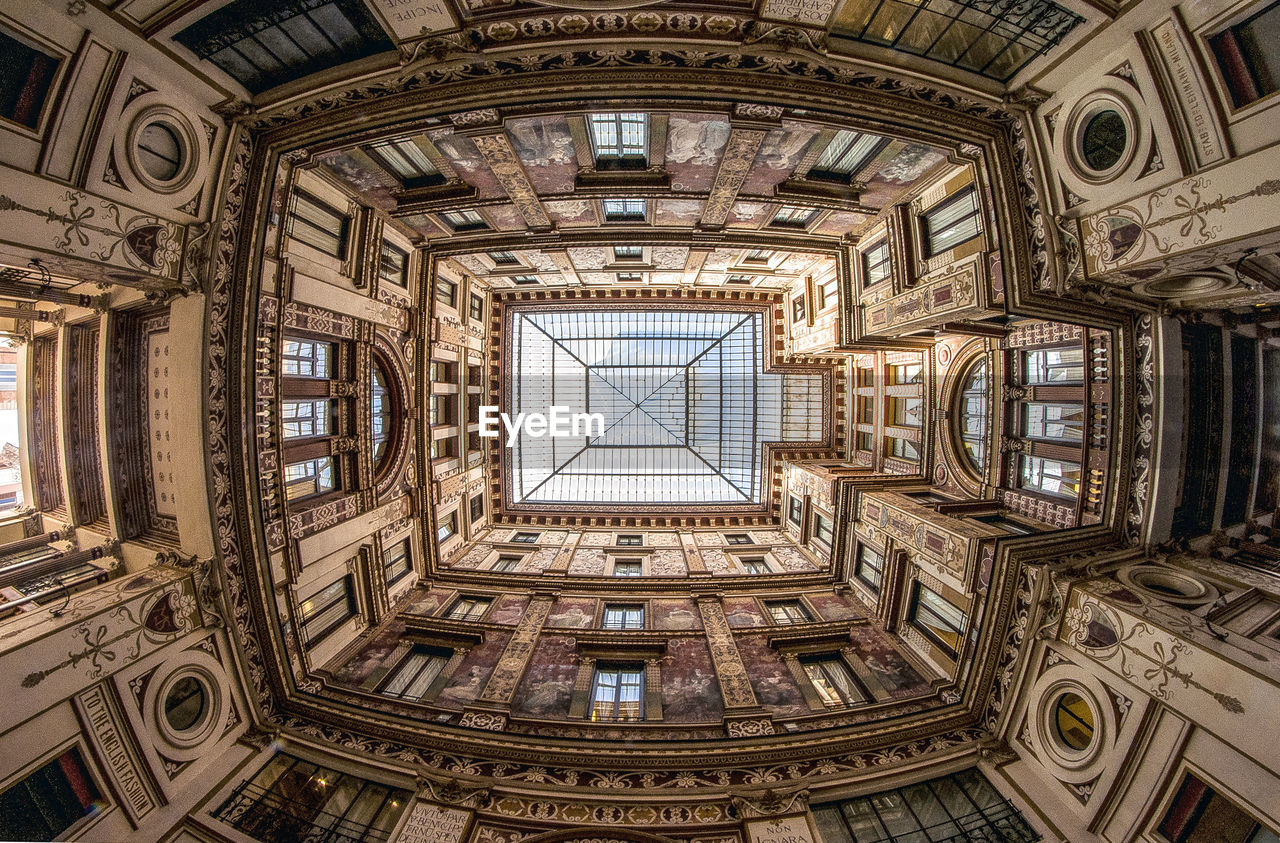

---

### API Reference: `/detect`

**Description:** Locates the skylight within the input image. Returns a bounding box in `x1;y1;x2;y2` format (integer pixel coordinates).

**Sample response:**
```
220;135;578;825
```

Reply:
507;308;824;506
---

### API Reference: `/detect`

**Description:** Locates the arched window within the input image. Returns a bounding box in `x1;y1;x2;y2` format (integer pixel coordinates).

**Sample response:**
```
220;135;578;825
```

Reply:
955;358;989;476
370;354;398;478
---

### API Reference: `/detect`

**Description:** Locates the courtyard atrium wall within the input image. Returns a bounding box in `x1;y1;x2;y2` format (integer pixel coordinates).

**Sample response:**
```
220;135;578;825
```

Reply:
0;0;1278;839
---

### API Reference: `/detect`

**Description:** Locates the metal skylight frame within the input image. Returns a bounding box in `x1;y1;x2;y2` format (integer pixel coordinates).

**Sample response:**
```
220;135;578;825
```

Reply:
505;306;824;508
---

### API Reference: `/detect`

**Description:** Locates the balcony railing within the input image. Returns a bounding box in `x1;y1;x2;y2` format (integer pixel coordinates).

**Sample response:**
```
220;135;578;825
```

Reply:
214;781;395;843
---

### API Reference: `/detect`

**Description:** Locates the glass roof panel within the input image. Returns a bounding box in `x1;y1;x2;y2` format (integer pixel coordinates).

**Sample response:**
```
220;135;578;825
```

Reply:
508;308;823;506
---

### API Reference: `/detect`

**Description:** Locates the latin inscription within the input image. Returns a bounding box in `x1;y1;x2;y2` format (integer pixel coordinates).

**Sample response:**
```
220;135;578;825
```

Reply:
395;801;471;843
374;0;456;39
761;0;837;26
746;815;817;843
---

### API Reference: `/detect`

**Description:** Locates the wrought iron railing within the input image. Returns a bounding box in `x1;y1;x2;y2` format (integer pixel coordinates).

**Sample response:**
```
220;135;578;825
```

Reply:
214;781;393;843
927;801;1041;843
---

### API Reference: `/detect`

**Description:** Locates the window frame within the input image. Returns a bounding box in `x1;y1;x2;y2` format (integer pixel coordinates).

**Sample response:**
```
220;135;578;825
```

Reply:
862;238;890;287
284;456;336;501
382;538;412;587
602;198;647;222
588;662;646;722
907;581;966;659
299;575;356;646
800;654;867;707
288;189;350;259
921;185;982;258
445;595;491;621
378;645;450;702
855;543;884;593
588;112;649;168
377;240;409;288
601;603;645;630
765;599;813;625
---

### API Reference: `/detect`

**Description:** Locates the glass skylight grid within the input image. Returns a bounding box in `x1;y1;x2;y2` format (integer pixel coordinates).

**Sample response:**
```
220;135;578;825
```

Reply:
831;0;1081;81
508;308;824;506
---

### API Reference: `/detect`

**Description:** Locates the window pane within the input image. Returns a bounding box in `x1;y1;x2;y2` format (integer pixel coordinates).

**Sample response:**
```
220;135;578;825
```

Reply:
923;188;981;256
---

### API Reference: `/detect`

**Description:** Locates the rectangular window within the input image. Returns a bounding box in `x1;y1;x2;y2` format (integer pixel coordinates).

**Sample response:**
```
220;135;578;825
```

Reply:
378;241;408;287
862;239;890;286
857;395;875;424
488;250;518;266
440;209;487;231
890;363;923;384
1019;455;1082;499
588;112;648;167
469;493;484;523
602;604;644;630
589;664;644;721
889;436;921;461
603;198;646;221
1209;2;1280;108
766;600;812;624
429;436;457;460
512;531;540;544
282;338;333;378
1158;772;1279;843
429;360;456;384
741;556;770;574
380;646;448;701
0;29;59;130
435;278;457;308
284;456;334;501
855;544;885;592
281;399;331;439
437;511;457;543
909;582;966;658
613;558;643;577
727;274;756;285
1023;346;1085;384
788;496;803;526
366;137;440;185
469;293;484;320
856;431;874;451
299;576;355;645
491;554;521;572
382;539;412;586
743;249;772;264
725;533;754;545
1022;401;1085;443
289;190;349;257
614;245;643;260
812;513;834;546
772;205;817;227
446;596;490;621
802;656;866;707
429;394;456;427
817;276;839;310
0;747;102;841
922;187;982;257
616;272;644;283
511;275;538;285
616;534;643;546
889;397;924;427
811;130;887;180
792;295;807;323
